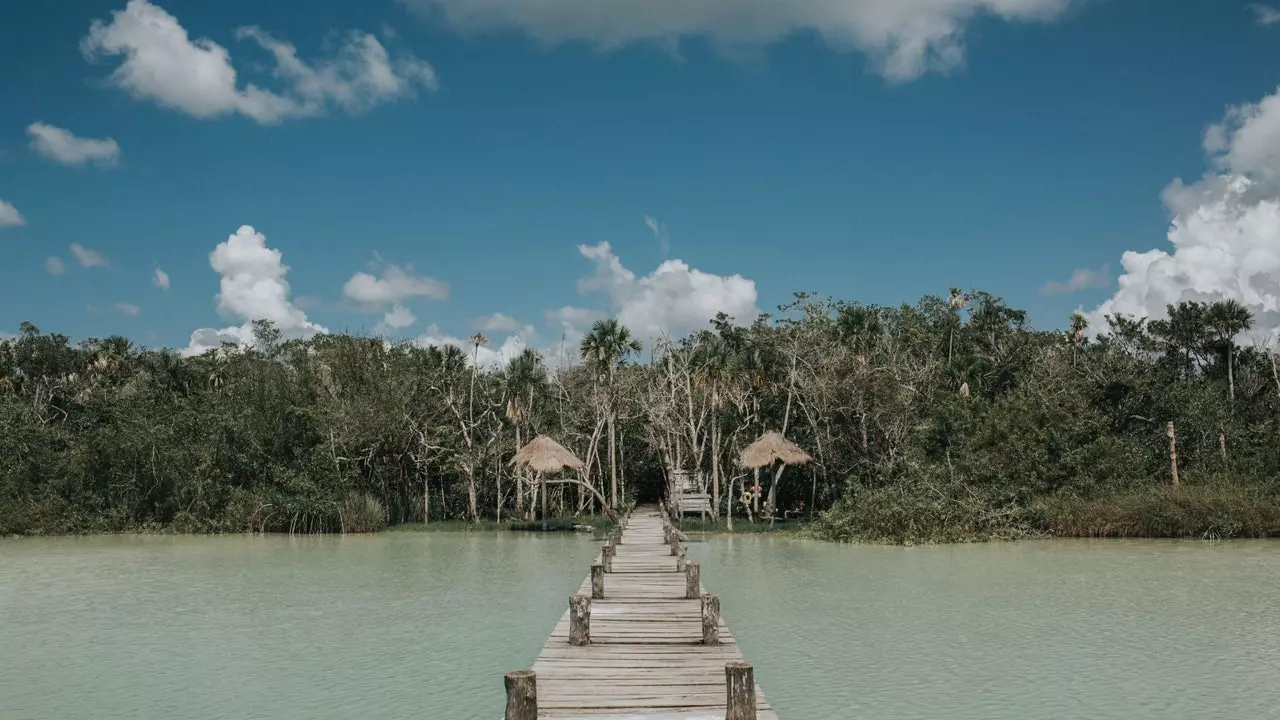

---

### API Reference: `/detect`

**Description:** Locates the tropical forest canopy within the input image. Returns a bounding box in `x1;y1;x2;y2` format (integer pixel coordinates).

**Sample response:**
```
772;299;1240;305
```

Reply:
2;290;1278;541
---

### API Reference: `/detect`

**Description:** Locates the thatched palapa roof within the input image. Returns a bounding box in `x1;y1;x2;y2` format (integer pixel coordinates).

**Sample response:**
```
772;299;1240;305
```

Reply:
739;431;812;469
511;435;585;474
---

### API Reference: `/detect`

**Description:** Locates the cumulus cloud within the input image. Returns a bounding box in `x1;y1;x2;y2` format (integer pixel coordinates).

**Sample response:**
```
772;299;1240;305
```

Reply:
575;241;759;341
45;257;66;276
0;200;25;228
1251;3;1280;26
475;312;539;341
153;266;170;289
27;123;120;167
82;0;437;124
1040;264;1109;295
400;0;1074;81
115;302;141;316
343;262;449;305
415;324;529;367
182;225;327;355
70;243;109;268
235;27;438;114
374;304;418;336
1087;84;1280;343
546;306;607;334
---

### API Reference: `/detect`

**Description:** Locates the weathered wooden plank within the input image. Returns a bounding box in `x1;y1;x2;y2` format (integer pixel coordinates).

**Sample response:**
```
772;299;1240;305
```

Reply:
518;506;774;719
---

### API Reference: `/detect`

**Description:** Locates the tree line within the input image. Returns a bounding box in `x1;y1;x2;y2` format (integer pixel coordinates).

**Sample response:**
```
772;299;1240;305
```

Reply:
2;290;1278;540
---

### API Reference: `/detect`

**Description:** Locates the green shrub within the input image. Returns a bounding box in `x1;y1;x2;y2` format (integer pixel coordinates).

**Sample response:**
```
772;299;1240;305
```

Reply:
1033;482;1280;539
340;493;387;533
807;482;1032;544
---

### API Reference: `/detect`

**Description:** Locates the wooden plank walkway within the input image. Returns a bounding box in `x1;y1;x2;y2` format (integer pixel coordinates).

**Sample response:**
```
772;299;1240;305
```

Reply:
524;505;776;719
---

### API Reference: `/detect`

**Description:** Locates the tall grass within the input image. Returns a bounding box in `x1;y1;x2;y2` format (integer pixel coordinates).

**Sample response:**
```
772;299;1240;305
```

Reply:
340;493;388;533
807;479;1280;544
1033;482;1280;539
806;484;1031;544
390;514;617;534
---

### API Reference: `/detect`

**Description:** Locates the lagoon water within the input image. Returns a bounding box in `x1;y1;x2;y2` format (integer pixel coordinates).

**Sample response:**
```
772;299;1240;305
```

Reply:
2;532;1276;719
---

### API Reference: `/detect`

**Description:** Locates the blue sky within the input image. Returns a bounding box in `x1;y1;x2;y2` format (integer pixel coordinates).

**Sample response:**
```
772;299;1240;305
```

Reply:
5;0;1280;359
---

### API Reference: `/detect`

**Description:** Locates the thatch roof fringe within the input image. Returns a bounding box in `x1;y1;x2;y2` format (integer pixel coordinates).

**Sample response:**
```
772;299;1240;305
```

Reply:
738;430;812;469
511;434;585;474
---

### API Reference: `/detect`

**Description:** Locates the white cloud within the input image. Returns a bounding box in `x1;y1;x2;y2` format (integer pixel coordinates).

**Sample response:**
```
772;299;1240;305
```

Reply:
544;305;606;347
645;215;671;257
45;257;66;276
235;27;438;114
400;0;1074;81
115;302;141;316
27;123;120;167
1040;264;1109;295
415;324;529;367
478;312;523;333
182;225;327;355
1251;3;1280;26
70;243;109;268
1202;87;1280;183
82;0;437;124
343;263;449;305
153;266;170;289
1088;85;1280;343
0;200;25;228
477;312;537;340
575;241;759;340
374;304;418;335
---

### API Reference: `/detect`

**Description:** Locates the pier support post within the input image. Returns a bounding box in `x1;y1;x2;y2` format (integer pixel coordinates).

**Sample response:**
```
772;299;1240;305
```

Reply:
701;593;720;645
504;670;537;720
685;562;700;599
591;563;605;600
724;663;756;720
602;545;615;573
669;537;680;556
676;547;686;572
569;594;591;646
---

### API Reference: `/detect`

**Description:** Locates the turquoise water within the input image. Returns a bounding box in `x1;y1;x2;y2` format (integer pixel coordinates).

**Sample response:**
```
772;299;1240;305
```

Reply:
692;536;1280;720
2;532;1276;719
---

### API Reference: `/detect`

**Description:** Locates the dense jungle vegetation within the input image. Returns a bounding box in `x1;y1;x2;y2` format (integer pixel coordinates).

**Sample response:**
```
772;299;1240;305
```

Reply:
3;290;1278;542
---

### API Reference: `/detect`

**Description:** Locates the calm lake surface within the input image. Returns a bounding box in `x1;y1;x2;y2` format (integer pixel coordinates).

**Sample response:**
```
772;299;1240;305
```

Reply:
2;532;1276;719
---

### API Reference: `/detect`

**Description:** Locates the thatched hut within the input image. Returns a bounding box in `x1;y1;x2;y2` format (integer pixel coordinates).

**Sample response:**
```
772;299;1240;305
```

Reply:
511;435;585;530
738;431;812;527
739;431;812;469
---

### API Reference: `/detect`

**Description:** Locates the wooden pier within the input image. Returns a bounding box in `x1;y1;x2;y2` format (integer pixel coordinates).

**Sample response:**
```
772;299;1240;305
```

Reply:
504;505;776;719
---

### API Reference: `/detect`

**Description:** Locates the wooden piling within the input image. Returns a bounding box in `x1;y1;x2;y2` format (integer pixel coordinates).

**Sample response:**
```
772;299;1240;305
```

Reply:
569;594;591;646
701;593;720;645
725;663;756;720
669;537;680;556
591;563;604;600
504;670;537;720
676;547;686;572
685;562;700;599
602;544;615;573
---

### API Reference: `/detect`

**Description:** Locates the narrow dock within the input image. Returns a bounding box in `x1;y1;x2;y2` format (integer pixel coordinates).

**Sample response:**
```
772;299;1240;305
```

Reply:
503;505;775;719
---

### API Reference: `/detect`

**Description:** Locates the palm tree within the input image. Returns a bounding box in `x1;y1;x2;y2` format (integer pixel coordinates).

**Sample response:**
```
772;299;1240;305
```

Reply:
695;332;737;521
580;318;642;506
504;348;548;519
1205;300;1254;405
